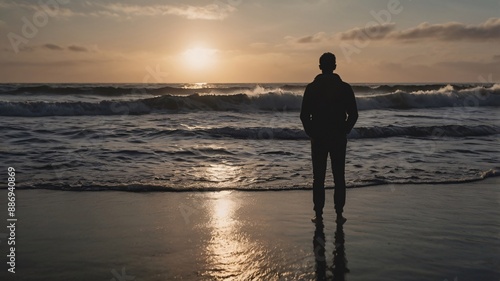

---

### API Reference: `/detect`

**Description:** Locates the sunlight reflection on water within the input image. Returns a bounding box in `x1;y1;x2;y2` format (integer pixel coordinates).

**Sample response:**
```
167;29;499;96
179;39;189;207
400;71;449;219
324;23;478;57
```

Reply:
205;164;242;184
203;191;249;279
202;190;277;280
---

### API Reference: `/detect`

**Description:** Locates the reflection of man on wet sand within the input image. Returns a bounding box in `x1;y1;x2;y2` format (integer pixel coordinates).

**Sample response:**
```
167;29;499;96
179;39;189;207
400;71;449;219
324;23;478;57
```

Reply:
313;221;349;280
301;52;358;224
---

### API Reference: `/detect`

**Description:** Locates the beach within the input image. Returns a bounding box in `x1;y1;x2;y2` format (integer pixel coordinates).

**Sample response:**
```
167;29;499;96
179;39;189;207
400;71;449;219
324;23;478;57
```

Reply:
1;177;499;280
2;0;499;280
1;84;498;280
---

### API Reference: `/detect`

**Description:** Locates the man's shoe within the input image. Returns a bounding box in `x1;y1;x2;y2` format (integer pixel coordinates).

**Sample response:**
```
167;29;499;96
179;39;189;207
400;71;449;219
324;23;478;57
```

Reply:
311;215;323;223
336;214;347;225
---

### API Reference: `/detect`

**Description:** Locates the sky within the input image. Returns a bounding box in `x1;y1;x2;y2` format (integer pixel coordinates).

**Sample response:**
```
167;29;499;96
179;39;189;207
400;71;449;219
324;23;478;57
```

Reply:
0;0;499;83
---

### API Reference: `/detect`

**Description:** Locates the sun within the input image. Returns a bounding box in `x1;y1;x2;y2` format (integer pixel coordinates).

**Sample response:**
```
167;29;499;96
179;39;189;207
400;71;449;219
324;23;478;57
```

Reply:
182;47;217;70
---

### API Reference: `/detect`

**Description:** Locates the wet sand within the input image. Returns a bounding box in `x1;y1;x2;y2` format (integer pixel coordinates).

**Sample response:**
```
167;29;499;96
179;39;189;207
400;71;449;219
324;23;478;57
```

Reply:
1;178;499;280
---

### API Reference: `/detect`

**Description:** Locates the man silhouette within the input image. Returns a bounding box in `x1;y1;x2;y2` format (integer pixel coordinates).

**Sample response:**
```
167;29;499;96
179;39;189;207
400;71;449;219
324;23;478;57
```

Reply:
300;52;358;224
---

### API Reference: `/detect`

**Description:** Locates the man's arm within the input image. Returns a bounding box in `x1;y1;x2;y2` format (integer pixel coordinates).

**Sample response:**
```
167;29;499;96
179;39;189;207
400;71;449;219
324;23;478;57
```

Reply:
345;85;358;134
300;85;314;137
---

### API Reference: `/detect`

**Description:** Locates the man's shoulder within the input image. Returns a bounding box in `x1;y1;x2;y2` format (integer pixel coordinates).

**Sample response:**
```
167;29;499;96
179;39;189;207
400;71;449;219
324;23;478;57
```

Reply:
307;74;321;86
341;81;353;91
335;77;353;93
334;74;351;87
306;73;353;92
304;79;318;93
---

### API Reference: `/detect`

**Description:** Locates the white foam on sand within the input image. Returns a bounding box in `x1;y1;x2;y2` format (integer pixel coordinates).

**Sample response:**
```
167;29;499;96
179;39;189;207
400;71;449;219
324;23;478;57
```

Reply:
2;178;499;280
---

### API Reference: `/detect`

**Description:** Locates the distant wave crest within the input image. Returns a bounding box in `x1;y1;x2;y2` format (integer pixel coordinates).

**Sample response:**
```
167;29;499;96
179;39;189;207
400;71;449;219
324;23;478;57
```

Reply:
0;84;499;116
357;84;500;110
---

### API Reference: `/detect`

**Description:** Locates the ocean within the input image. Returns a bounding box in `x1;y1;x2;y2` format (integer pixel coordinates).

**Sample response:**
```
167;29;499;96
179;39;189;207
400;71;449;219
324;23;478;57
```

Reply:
1;82;499;191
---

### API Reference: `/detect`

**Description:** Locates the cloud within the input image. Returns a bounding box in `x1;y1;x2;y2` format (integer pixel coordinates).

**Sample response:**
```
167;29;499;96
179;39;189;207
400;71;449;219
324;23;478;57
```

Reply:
0;0;82;18
68;45;88;52
339;23;396;40
88;10;120;18
283;17;500;49
295;32;328;43
43;43;65;51
40;43;90;52
283;24;394;47
390;18;500;41
281;32;332;50
337;18;500;42
0;1;36;10
0;1;235;20
91;3;237;20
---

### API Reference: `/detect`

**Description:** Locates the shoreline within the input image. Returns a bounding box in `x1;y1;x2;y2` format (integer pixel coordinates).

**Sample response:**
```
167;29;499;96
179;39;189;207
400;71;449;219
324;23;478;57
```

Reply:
7;173;500;192
0;178;498;280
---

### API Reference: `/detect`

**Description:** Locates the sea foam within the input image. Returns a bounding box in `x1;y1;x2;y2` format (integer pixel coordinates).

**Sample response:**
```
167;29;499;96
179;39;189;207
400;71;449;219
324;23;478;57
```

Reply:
1;84;499;116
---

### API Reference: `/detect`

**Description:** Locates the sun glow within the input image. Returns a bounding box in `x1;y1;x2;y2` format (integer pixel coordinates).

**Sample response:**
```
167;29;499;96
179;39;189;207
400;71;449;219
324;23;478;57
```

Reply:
183;47;217;70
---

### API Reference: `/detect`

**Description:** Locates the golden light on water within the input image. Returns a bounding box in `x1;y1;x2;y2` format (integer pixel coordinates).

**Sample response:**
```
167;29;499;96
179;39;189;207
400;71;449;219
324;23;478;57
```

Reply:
198;162;271;279
204;191;249;279
205;163;241;185
213;193;232;224
182;82;208;89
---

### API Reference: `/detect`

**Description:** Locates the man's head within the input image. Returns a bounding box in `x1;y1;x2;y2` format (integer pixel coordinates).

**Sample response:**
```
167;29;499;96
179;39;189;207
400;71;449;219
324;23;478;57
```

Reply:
319;52;336;73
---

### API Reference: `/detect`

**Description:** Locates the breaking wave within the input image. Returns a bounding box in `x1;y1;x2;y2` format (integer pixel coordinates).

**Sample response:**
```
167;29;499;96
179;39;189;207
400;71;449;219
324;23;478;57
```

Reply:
1;84;498;117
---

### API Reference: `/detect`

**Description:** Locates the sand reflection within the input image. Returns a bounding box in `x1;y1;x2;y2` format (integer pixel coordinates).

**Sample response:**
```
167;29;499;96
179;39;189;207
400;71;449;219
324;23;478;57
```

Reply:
313;221;349;280
202;191;265;280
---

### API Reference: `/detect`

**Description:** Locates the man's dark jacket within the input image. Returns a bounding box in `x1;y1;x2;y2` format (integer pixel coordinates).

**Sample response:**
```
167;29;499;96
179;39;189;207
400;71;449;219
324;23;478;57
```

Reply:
300;73;358;139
